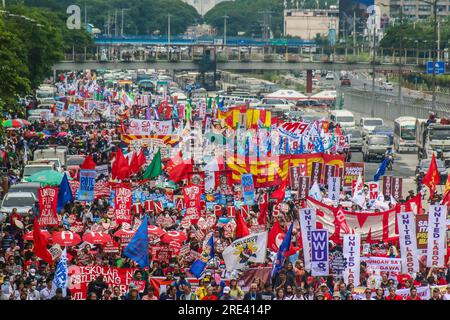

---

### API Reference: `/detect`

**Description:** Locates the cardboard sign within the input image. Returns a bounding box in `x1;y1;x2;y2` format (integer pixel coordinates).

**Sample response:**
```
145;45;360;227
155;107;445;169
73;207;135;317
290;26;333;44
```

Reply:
343;163;364;190
415;214;428;254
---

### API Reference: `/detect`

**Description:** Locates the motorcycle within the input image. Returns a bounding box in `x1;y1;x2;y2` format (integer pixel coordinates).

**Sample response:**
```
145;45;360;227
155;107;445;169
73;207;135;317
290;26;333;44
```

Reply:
385;149;394;171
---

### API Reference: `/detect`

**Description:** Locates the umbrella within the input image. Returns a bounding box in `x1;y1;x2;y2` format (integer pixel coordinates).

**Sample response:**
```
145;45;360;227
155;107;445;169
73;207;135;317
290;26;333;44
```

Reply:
160;231;187;244
113;228;137;239
2;119;31;128
148;225;166;238
82;231;112;245
24;170;71;186
51;231;82;246
23;229;52;241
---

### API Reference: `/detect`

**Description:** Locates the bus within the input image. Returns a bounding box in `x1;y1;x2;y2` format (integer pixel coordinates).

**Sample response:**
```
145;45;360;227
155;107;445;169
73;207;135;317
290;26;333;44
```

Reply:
394;116;417;153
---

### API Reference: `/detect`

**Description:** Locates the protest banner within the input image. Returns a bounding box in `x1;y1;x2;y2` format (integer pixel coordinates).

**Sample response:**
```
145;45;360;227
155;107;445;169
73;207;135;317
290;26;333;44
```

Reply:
382;176;392;198
343;234;360;286
360;257;402;277
416;214;428;254
298;176;310;200
77;170;96;202
299;208;317;271
323;164;336;186
343;163;364;191
68;265;137;300
222;232;268;271
328;177;340;204
241;173;255;205
397;211;419;273
114;185;132;225
391;177;403;200
128;119;173;135
289;166;300;190
311;230;329;276
310;162;323;185
307;197;398;243
330;251;346;280
38;186;59;226
183;185;201;218
96;165;109;179
427;205;447;267
384;287;430;300
368;182;379;201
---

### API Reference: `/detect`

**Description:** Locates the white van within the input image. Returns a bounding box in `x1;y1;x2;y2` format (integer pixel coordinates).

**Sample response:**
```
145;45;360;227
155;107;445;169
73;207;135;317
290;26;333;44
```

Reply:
330;110;356;128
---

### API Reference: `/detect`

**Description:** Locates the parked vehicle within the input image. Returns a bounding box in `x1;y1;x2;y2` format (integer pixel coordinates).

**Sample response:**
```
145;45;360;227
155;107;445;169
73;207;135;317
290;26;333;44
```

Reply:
0;192;36;215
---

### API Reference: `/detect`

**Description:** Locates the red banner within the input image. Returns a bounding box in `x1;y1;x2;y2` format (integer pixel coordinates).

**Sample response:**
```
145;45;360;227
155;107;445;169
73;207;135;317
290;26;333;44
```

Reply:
68;265;137;300
183;185;201;218
307;197;398;243
298;176;310;199
343;162;365;189
382;176;392;198
114;185;132;225
38;187;59;226
391;177;403;200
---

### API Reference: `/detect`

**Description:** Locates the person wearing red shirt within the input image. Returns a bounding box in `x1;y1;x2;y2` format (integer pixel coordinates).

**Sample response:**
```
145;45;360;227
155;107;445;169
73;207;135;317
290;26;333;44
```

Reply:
386;287;403;300
406;287;421;300
202;286;218;300
319;283;332;300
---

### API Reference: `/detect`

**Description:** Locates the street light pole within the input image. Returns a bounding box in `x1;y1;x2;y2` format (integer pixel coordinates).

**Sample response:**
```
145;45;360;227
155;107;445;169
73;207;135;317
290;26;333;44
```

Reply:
371;13;377;117
168;14;171;45
223;15;229;45
422;0;438;112
398;1;403;103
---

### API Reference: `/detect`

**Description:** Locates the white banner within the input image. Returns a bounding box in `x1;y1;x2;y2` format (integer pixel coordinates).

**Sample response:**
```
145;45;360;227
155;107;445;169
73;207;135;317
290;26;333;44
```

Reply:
397;211;419;273
298;208;317;271
222;232;268;271
343;234;361;286
427;205;447;268
328;177;340;204
384;287;431;300
361;257;402;278
128;119;173;135
311;230;329;276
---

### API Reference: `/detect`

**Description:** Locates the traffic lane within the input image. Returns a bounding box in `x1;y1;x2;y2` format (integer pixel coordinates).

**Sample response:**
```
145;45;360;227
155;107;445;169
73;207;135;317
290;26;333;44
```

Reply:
351;151;418;198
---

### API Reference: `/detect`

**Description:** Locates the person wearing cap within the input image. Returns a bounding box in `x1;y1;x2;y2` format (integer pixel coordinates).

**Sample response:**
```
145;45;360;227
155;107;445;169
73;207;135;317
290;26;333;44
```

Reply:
124;283;141;300
219;286;234;300
202;286;218;300
319;283;332;300
332;291;341;300
315;291;325;300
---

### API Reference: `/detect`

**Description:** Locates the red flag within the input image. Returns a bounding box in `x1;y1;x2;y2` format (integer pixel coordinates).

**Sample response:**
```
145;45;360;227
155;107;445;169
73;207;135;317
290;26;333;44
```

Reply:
137;150;147;168
268;220;284;252
33;219;53;264
167;161;194;182
235;212;250;239
407;193;423;214
335;125;343;136
422;153;440;199
129;152;140;175
257;194;269;225
80;155;96;170
164;150;183;172
441;174;450;205
272;178;288;203
112;148;130;180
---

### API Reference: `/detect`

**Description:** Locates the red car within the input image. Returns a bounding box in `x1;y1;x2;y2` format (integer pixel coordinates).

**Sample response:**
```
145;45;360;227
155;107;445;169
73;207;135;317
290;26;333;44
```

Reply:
341;78;351;86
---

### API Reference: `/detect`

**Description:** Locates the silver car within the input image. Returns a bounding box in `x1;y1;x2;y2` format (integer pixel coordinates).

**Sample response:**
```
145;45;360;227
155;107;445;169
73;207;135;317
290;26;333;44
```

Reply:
0;192;36;215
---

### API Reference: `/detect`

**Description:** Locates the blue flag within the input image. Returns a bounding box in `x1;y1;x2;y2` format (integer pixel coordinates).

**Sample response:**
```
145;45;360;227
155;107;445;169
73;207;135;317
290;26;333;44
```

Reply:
53;248;68;297
124;215;149;268
374;157;389;181
299;136;305;154
57;174;73;213
245;136;250;157
267;136;272;156
189;236;214;278
285;138;290;155
271;223;294;278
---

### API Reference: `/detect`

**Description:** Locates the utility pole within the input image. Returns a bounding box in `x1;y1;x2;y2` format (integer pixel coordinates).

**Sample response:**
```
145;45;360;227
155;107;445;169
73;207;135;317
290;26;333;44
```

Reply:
371;13;377;117
84;0;87;30
114;9;118;36
168;14;171;45
353;11;356;50
121;8;124;36
398;1;403;103
2;0;5;8
223;15;229;45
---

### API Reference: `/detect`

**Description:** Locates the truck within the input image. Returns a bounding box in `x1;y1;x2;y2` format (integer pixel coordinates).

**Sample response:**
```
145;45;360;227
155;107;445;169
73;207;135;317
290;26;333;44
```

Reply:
416;120;450;166
33;147;67;168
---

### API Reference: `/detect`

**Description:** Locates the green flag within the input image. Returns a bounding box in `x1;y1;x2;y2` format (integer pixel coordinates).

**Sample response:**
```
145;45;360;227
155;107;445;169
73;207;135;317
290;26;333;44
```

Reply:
185;99;192;121
143;149;162;179
206;97;212;112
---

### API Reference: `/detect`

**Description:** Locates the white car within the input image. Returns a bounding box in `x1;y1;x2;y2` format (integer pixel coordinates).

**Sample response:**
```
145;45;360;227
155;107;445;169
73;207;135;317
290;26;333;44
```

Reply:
0;192;36;215
381;82;394;91
325;73;335;80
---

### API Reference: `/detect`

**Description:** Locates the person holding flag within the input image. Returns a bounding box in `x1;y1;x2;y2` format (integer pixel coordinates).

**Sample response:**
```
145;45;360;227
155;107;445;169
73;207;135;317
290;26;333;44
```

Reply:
189;236;214;278
422;153;440;199
271;223;294;279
